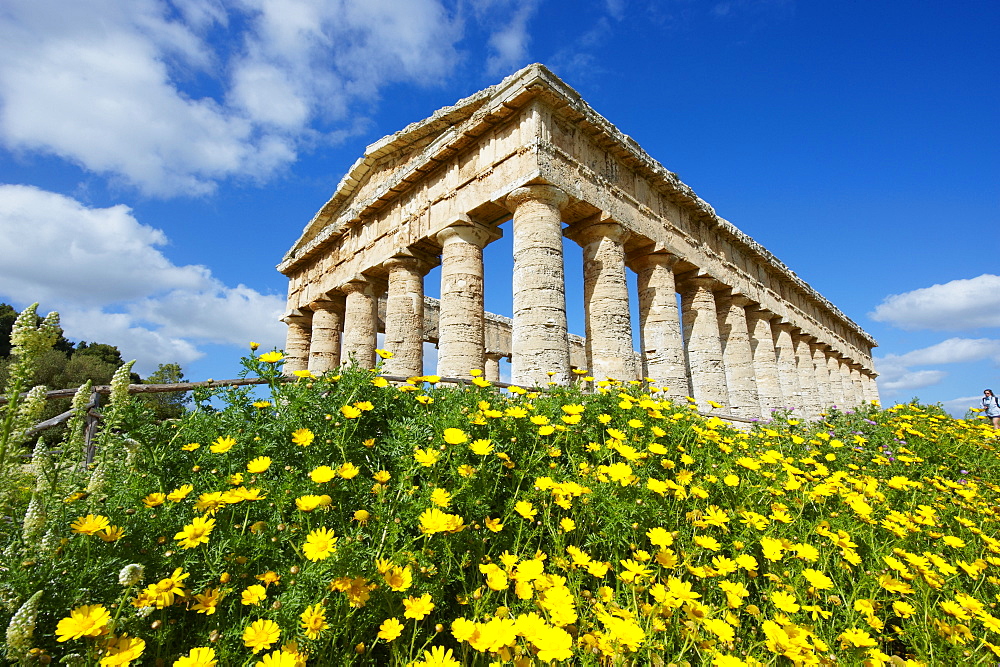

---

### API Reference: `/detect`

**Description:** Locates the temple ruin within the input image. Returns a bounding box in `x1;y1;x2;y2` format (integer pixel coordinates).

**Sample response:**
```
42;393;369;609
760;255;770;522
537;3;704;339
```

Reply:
278;64;879;419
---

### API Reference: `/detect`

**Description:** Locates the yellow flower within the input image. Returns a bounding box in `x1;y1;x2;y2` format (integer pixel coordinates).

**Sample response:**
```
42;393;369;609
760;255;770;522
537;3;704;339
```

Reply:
383;566;413;591
241;585;267;606
300;604;328;640
210;436;236;453
100;633;145;665
97;525;125;542
373;470;391;483
167;485;193;502
292;370;315;378
414;448;440;467
174;516;216;549
770;590;800;613
255;649;298;667
338;462;360;479
646;527;673;548
560;518;575;533
243;618;281;653
514;501;537;521
430;488;452;508
181;442;201;451
191;589;222;615
310;466;336;483
247;457;271;473
375;349;394;359
838;628;877;648
303;527;338;561
485;517;504;533
291;428;314;446
470;439;494;455
419;508;465;534
403;593;435;620
415;646;459;666
341;405;362;419
71;514;110;536
172;647;217;667
55;604;111;641
252;401;271;409
442;428;468;444
378;617;404;641
141;492;166;508
353;510;370;524
259;351;284;363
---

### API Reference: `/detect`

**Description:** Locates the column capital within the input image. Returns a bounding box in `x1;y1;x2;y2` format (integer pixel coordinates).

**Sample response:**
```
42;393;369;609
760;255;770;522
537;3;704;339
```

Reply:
571;219;629;246
629;250;680;271
717;293;754;309
436;219;498;248
282;310;312;325
340;277;373;295
679;274;724;291
505;184;568;211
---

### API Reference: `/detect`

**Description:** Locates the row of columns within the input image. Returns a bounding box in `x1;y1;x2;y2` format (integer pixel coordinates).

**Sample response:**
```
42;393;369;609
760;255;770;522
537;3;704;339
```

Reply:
283;184;878;419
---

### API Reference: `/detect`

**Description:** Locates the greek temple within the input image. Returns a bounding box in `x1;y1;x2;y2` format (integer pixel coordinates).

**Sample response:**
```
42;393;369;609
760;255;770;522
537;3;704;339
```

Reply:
278;64;878;419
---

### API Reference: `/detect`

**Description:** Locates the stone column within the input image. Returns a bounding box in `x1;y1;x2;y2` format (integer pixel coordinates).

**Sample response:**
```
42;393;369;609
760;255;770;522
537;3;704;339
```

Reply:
679;276;730;407
382;254;426;378
437;221;493;378
578;221;635;381
793;334;820;419
772;322;802;414
826;354;847;408
839;359;858;407
811;344;832;411
507;185;571;386
485;353;503;383
849;364;865;407
634;252;689;399
309;296;345;374
341;278;380;369
283;313;312;374
716;294;760;418
864;372;881;404
747;309;783;415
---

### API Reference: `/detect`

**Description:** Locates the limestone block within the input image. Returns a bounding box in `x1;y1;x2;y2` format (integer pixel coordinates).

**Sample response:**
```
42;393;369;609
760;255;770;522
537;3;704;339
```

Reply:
793;334;820;419
747;310;783;415
772;322;803;414
436;221;494;379
283;314;312;374
342;279;380;369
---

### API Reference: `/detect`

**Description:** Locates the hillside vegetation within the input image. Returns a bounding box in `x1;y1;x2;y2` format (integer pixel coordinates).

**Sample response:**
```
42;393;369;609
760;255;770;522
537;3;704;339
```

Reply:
2;309;1000;666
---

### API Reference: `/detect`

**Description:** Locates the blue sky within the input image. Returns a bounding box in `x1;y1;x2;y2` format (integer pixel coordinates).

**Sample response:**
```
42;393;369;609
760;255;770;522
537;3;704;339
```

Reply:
0;0;996;415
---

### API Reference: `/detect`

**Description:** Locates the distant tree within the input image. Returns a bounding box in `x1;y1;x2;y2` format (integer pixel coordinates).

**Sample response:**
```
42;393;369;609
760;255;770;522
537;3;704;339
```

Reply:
74;342;141;382
0;302;74;358
142;363;190;420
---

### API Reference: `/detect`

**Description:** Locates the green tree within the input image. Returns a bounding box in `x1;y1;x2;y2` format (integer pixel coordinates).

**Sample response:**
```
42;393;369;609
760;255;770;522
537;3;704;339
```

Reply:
142;363;190;420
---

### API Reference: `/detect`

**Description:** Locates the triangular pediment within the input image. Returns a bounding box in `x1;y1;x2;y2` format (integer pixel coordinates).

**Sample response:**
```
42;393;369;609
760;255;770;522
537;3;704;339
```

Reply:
280;63;583;272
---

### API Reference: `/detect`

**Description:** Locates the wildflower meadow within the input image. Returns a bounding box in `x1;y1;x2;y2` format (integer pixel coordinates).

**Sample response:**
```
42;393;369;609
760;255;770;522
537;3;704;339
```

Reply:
3;304;1000;666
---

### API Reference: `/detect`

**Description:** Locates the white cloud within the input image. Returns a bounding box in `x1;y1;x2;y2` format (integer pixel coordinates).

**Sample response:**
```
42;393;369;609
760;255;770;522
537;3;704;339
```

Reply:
0;184;284;374
940;395;988;418
875;337;1000;397
871;274;1000;331
478;0;539;76
0;0;467;196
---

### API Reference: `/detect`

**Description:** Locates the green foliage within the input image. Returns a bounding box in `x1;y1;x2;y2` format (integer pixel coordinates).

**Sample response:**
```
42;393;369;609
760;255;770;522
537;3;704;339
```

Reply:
2;351;1000;666
142;363;191;420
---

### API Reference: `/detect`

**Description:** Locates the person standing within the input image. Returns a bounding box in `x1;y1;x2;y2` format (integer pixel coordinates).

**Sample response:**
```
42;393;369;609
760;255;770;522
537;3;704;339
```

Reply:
982;389;1000;429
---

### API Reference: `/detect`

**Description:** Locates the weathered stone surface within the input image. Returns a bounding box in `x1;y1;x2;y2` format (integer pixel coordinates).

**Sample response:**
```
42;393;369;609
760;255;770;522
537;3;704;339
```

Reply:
283;314;312;374
382;255;427;377
280;63;880;415
436;220;494;378
633;252;689;399
680;277;730;407
309;297;345;373
575;220;635;381
507;184;571;387
747;310;783;414
341;278;380;369
717;294;759;418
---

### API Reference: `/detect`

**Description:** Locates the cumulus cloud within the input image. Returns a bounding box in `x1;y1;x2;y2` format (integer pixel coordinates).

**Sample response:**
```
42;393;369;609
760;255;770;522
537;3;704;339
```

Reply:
875;337;1000;397
0;184;284;374
0;0;467;196
871;275;1000;331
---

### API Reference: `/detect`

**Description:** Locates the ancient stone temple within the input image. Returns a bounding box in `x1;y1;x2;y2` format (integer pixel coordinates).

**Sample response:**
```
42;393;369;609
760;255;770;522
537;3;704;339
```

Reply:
278;64;878;419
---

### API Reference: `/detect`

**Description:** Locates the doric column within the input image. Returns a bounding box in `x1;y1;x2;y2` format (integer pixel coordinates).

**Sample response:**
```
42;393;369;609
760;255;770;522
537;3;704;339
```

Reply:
679;276;730;407
826;353;847;408
793;334;820;419
382;254;427;378
341;278;380;369
484;353;503;383
747;309;783;415
436;220;494;379
772;322;802;414
578;220;635;381
716;294;760;418
506;185;571;387
633;252;689;399
839;359;858;407
864;372;881;404
309;296;345;374
283;313;312;374
810;343;832;411
849;364;865;408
